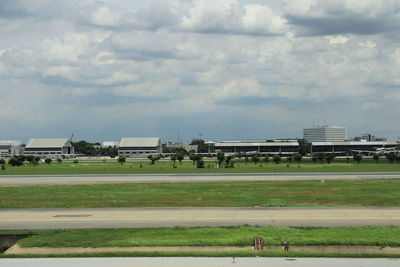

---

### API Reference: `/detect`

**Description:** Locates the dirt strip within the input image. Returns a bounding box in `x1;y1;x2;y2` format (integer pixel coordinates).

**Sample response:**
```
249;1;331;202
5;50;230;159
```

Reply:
4;244;400;255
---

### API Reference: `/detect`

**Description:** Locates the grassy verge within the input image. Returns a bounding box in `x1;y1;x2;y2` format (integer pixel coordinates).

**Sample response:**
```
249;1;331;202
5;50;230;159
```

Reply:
2;251;400;258
1;160;400;175
1;179;400;208
4;225;400;248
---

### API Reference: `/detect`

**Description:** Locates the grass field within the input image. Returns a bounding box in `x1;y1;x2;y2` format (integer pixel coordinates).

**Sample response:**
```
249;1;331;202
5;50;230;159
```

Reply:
1;159;400;175
1;179;399;208
3;251;400;258
5;225;400;247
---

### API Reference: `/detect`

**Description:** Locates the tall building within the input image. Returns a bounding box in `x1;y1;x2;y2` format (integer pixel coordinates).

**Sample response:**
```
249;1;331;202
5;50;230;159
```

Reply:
303;126;347;142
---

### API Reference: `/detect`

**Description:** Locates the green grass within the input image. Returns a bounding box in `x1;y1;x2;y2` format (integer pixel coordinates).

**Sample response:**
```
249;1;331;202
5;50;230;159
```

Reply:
5;225;400;248
1;159;400;175
1;179;400;208
3;251;400;258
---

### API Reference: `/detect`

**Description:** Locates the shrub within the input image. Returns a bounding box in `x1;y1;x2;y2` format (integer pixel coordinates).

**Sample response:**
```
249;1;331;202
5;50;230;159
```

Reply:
73;159;79;164
8;157;23;166
0;159;5;164
44;158;52;165
196;159;205;168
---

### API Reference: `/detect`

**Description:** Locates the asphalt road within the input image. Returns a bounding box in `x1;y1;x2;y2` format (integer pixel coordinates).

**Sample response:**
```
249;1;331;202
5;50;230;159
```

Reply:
1;172;400;185
1;257;399;267
1;207;399;229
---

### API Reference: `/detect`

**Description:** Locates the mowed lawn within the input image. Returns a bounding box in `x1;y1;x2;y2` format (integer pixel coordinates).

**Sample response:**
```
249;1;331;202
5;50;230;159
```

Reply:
1;179;399;208
1;159;400;175
8;225;400;247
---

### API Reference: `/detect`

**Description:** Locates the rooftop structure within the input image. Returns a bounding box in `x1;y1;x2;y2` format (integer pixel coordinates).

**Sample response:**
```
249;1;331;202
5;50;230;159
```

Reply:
215;140;299;155
24;138;74;158
304;126;347;142
119;137;161;158
311;141;398;155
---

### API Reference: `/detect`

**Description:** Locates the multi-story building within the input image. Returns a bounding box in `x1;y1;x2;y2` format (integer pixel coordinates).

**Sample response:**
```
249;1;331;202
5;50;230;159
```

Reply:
303;126;347;142
0;140;22;158
215;140;299;155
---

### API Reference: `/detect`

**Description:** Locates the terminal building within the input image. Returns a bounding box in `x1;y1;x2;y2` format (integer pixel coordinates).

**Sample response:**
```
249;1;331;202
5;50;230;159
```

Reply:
311;141;398;155
0;140;22;158
118;137;162;157
24;138;74;158
304;126;347;142
215;140;299;155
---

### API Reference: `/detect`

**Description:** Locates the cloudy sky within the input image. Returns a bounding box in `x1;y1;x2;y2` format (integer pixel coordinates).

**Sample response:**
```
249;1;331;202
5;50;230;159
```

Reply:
1;0;400;143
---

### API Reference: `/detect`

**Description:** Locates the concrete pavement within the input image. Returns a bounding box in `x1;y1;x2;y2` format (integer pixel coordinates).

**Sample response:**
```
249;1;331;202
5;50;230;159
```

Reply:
1;207;399;229
1;172;400;185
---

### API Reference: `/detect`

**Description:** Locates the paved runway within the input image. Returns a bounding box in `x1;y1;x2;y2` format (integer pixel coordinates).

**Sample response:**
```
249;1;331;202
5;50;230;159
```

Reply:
1;207;399;229
1;257;399;267
1;172;400;185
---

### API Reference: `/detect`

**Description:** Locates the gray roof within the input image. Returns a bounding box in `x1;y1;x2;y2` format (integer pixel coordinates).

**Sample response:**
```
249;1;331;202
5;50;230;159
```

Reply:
0;140;21;146
215;142;299;147
312;141;398;146
119;138;160;148
26;138;71;148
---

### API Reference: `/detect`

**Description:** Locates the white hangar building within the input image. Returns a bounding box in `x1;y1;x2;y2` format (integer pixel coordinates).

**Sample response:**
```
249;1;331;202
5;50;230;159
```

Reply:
118;137;161;157
24;138;74;158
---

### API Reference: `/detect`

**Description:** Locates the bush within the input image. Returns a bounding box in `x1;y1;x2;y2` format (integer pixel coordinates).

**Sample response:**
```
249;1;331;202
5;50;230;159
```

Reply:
273;155;281;164
45;158;52;165
56;158;62;163
73;159;79;164
8;157;23;166
196;159;205;168
1;164;5;170
0;159;5;165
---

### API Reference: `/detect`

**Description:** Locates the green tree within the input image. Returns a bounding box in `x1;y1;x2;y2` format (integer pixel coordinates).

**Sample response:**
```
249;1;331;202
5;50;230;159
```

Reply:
225;155;234;165
325;153;335;164
8;157;23;167
118;156;126;165
312;156;318;164
293;154;302;164
0;159;5;165
272;155;281;164
353;154;362;164
26;155;35;164
190;139;212;153
196;155;205;168
177;153;184;165
264;156;269;164
44;158;52;165
244;156;249;165
251;155;259;165
170;154;177;165
56;158;62;163
297;138;311;156
1;164;5;170
318;153;325;164
286;155;293;164
217;152;225;168
72;140;97;156
386;153;396;163
373;154;380;163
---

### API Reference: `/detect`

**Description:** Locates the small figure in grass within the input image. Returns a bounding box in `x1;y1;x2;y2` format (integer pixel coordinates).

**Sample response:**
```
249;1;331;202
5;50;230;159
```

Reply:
282;241;289;252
